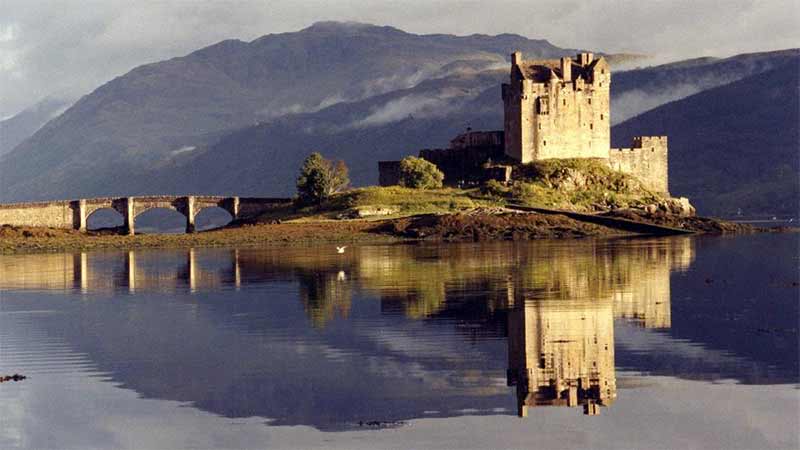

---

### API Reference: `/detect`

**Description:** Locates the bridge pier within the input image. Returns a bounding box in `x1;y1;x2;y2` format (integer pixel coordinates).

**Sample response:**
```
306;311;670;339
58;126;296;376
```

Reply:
71;199;87;232
185;196;196;233
123;197;135;235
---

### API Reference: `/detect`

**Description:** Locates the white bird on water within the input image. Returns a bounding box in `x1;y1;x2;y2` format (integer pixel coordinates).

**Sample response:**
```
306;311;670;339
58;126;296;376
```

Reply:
336;246;347;254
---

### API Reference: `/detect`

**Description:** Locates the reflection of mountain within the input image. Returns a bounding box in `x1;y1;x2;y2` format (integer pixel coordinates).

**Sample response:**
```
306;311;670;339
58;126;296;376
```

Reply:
1;235;797;430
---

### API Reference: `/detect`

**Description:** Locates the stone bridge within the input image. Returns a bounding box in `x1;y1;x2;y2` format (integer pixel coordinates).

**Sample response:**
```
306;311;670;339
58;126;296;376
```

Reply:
0;195;292;234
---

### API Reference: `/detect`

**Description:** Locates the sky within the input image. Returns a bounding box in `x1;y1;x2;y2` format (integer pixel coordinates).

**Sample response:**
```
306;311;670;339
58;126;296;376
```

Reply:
1;0;798;118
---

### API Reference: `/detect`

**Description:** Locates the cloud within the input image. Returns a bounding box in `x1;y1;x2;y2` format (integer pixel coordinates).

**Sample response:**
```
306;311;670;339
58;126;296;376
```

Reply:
350;89;474;129
1;0;797;117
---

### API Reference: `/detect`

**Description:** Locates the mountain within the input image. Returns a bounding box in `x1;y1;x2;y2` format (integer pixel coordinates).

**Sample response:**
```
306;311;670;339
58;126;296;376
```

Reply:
613;63;799;216
611;49;800;123
0;22;582;201
0;96;73;157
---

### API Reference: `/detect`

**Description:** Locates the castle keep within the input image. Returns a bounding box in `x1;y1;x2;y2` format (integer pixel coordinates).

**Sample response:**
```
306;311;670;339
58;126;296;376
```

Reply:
379;51;670;194
503;51;610;162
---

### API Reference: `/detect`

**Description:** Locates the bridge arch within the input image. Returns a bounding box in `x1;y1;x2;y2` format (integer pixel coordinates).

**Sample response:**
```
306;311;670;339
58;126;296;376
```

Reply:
194;206;234;231
134;207;188;234
0;195;290;235
86;207;125;232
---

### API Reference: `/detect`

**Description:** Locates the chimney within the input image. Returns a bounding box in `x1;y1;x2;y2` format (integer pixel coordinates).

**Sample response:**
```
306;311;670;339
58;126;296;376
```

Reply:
560;57;572;82
511;51;522;66
578;52;594;66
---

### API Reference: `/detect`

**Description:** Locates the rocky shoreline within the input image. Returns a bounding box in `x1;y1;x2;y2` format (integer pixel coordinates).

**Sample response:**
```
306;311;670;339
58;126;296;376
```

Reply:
0;208;777;255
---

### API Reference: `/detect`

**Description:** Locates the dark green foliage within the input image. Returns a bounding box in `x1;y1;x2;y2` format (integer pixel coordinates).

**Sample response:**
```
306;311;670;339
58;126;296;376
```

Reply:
399;157;444;189
296;153;350;204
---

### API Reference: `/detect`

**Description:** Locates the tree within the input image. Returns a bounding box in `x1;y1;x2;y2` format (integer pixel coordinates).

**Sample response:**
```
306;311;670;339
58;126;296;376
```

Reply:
399;156;444;189
296;152;350;204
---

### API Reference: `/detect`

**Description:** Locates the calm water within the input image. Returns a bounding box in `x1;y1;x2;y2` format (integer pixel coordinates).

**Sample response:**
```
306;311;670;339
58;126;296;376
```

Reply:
0;234;797;450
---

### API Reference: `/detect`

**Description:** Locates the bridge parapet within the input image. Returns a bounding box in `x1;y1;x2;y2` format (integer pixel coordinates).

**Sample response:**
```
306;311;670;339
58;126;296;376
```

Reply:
0;195;292;234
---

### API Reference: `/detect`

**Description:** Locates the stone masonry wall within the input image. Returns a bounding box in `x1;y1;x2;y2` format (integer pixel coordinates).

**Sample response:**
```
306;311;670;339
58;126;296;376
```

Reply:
0;201;76;229
608;136;669;193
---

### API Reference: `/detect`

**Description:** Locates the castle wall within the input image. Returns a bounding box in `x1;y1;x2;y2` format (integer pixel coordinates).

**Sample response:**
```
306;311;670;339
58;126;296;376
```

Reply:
502;83;523;161
419;144;505;185
378;161;402;186
609;136;669;193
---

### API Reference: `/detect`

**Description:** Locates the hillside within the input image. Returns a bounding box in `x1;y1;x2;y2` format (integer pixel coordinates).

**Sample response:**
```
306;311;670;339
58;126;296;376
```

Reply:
612;64;799;216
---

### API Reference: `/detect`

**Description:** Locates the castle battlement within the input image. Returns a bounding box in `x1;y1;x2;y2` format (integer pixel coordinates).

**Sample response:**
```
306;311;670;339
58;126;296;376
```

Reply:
632;136;668;148
609;136;669;193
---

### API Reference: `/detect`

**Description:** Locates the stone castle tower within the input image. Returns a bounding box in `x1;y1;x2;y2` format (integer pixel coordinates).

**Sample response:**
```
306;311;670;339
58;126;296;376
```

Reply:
379;51;673;194
502;51;670;193
503;52;611;163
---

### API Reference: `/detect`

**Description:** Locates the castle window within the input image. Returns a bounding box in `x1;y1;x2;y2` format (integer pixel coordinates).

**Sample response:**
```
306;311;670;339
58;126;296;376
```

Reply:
563;99;566;106
543;140;547;146
537;97;549;115
590;123;593;130
600;114;604;120
588;98;592;105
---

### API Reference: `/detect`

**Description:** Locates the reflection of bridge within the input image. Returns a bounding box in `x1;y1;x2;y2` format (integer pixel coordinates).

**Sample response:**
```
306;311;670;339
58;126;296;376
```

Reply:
0;195;290;234
0;249;241;293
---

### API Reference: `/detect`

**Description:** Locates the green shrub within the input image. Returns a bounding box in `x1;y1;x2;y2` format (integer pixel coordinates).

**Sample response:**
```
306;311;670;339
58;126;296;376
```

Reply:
296;152;350;204
399;157;444;189
483;179;509;199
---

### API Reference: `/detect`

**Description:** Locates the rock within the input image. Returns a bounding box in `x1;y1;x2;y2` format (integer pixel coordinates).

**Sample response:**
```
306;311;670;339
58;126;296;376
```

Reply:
641;197;696;217
666;197;696;217
354;207;398;218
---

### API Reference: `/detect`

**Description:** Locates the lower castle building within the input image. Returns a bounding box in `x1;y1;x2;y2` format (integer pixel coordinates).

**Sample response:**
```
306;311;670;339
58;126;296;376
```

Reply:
379;51;670;194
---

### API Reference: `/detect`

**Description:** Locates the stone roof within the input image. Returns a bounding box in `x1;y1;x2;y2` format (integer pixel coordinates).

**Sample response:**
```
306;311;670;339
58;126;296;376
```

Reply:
519;59;561;82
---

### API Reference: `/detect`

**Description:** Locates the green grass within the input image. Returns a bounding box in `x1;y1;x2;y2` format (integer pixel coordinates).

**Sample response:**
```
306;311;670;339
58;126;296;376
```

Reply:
255;186;500;222
251;158;669;223
502;158;666;211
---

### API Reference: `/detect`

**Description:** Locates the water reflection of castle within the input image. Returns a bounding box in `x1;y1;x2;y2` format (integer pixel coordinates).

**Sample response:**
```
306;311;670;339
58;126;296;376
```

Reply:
505;239;693;416
0;238;695;417
507;298;616;416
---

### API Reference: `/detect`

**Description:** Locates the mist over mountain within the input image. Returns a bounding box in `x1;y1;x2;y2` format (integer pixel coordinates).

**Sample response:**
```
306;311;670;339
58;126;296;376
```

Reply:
611;49;799;123
0;96;73;157
613;63;799;216
0;21;796;217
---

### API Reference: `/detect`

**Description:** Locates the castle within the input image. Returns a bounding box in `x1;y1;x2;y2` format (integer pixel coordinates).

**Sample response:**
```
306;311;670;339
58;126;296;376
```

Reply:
379;51;669;194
